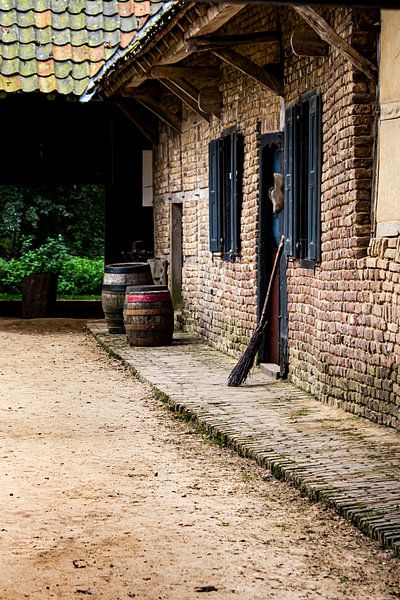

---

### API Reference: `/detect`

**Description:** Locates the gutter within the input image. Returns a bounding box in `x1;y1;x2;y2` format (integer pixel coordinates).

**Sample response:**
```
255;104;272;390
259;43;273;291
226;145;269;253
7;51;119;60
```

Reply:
80;0;184;102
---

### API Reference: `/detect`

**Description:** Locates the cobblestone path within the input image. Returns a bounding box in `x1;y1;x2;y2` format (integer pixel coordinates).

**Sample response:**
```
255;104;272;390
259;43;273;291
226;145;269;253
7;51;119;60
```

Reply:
89;324;400;558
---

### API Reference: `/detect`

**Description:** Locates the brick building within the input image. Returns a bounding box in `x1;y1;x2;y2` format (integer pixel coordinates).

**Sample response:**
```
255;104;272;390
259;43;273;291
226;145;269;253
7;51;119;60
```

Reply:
84;3;400;432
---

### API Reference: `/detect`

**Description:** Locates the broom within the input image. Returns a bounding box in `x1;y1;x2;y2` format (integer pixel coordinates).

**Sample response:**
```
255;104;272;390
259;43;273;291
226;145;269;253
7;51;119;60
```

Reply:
228;235;285;387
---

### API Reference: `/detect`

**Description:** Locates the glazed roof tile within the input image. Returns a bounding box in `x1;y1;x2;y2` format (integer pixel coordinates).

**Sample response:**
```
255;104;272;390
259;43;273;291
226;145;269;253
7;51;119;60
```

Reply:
0;0;166;95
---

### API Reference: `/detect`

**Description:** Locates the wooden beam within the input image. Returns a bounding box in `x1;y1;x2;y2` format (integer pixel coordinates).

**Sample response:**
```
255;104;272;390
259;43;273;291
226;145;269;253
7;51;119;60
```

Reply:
122;91;181;132
171;78;200;102
123;4;246;90
290;25;329;57
159;79;212;122
186;30;280;52
195;0;392;6
151;65;219;81
198;87;223;118
115;101;156;143
293;6;377;80
212;48;283;96
169;77;222;119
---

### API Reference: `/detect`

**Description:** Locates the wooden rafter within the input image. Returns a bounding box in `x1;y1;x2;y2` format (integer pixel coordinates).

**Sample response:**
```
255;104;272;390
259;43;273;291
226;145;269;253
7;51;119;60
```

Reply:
172;78;223;119
115;101;156;143
213;48;283;96
122;92;181;132
171;78;200;102
195;0;391;6
293;6;377;80
151;65;219;81
186;30;280;52
159;79;212;122
124;3;245;90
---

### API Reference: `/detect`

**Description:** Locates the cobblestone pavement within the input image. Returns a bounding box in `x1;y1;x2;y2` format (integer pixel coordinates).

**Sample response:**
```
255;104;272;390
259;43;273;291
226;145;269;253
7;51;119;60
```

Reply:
88;322;400;558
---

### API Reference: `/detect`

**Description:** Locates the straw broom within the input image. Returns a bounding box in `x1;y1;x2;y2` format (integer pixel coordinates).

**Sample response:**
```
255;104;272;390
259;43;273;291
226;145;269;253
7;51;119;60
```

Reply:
228;235;285;387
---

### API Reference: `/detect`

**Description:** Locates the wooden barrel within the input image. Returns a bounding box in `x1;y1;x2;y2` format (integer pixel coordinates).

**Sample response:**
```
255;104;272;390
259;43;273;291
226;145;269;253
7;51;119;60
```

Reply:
123;285;174;346
22;272;58;319
101;263;153;334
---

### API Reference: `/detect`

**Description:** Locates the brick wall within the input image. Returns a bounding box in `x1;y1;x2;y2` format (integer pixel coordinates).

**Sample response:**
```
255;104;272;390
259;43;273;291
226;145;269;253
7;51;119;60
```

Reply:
152;6;400;431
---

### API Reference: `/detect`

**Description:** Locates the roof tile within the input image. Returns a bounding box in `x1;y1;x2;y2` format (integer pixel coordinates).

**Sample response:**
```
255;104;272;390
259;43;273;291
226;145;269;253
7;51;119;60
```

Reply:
34;10;52;28
0;0;167;95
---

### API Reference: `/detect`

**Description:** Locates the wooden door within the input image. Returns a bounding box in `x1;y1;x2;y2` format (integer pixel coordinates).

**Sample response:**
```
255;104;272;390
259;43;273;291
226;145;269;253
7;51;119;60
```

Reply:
258;133;288;373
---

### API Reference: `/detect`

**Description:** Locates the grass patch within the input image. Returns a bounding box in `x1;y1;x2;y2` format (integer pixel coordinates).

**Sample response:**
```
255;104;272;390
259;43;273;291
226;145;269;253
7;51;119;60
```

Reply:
289;408;311;419
0;293;101;301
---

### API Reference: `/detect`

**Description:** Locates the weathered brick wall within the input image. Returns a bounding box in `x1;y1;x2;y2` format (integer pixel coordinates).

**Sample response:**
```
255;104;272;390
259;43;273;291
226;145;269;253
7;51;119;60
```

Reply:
154;5;281;354
153;6;400;431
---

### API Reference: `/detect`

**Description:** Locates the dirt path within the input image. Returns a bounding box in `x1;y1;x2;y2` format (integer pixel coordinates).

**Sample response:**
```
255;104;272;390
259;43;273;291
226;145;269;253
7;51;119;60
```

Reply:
0;318;399;600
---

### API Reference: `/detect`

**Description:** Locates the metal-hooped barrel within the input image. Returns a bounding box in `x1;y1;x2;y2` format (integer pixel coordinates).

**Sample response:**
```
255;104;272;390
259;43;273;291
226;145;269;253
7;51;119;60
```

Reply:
101;263;153;334
123;284;174;346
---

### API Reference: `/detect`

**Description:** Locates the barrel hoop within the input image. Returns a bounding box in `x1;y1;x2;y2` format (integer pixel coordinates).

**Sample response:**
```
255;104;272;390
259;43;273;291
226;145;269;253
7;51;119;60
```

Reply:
104;263;150;274
126;285;167;293
124;308;173;316
125;323;173;331
102;285;128;292
126;293;171;303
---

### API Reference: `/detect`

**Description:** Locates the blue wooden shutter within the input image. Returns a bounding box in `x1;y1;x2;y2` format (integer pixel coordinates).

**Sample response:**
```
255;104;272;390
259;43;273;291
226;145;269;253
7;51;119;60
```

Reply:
230;130;243;259
209;139;221;252
307;92;322;261
283;105;298;257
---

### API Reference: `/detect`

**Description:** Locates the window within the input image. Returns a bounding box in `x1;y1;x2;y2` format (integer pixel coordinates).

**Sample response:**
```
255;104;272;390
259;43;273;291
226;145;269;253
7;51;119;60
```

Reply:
209;128;243;261
284;90;322;264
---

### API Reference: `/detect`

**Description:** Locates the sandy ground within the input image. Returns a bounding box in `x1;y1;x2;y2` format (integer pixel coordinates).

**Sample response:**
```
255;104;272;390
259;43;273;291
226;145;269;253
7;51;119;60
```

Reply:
0;318;399;600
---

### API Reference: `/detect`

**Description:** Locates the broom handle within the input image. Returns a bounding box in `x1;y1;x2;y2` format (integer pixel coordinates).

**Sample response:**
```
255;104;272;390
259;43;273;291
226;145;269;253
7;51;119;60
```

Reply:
258;235;285;329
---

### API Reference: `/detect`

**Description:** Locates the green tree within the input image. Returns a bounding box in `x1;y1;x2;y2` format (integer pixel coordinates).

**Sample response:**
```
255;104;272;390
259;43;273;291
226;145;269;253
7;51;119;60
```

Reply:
0;184;104;259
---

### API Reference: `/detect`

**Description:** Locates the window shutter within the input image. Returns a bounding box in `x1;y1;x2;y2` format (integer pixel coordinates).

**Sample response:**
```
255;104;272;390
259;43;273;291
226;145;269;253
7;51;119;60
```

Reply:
230;130;243;259
307;92;322;261
209;139;221;252
283;105;298;257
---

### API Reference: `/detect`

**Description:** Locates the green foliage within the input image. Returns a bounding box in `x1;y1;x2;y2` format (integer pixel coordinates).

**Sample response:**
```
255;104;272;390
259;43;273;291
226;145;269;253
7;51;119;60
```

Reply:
0;184;104;260
0;236;103;296
0;184;105;296
58;256;103;296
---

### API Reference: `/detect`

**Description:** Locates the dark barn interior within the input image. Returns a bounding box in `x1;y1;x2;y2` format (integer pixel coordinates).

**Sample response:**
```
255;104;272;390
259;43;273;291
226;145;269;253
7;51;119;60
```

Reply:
0;94;153;265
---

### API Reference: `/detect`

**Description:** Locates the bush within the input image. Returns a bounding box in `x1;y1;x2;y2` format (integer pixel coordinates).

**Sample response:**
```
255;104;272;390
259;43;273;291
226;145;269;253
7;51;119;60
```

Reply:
0;236;103;296
58;256;103;296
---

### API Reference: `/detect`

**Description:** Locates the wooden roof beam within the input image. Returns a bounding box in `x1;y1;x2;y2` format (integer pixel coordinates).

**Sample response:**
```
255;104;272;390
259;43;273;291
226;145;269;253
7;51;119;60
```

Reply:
186;30;281;52
293;5;377;80
122;91;181;132
124;3;246;90
213;48;283;96
172;77;223;119
186;31;281;52
151;65;219;81
115;100;156;143
159;79;212;123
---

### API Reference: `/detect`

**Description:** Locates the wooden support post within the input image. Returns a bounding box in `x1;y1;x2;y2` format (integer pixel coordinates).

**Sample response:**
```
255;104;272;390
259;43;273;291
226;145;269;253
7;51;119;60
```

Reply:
186;30;280;52
292;5;377;80
213;47;283;96
159;79;212;122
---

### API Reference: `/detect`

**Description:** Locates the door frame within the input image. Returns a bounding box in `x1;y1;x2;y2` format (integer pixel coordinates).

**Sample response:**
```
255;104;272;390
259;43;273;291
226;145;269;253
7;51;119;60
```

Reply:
257;132;288;375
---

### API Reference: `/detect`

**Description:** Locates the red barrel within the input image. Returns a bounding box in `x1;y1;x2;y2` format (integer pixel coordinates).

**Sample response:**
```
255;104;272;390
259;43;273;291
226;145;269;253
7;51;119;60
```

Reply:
123;285;174;347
